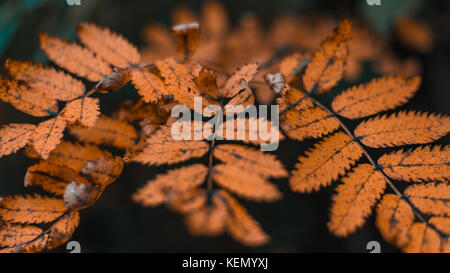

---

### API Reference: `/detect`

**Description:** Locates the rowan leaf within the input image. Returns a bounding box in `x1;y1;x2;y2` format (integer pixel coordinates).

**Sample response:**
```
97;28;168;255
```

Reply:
185;193;227;236
378;145;450;182
46;211;79;249
328;164;386;236
63;97;100;128
404;183;450;216
168;188;208;214
279;54;306;84
127;125;209;166
217;117;284;145
219;190;269;246
0;194;66;224
264;73;285;94
0;223;44;249
303;19;351;94
31;115;67;159
25;160;90;195
281;106;340;141
114;99;170;124
172;22;201;59
0;77;58;117
39;33;112;81
290;132;363;193
376;194;414;248
155;58;207;108
354;111;450;148
214;144;287;178
194;68;220;101
63;181;103;210
212;163;282;202
81;156;124;188
332;76;421;119
5;59;85;101
403;217;450;253
0;124;36;157
130;66;173;103
277;88;314;114
69;115;138;150
44;141;108;172
133;164;208;207
222;63;259;98
77;23;141;68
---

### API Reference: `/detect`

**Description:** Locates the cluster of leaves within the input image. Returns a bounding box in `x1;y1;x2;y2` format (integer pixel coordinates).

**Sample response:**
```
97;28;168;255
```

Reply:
276;20;450;252
0;1;446;252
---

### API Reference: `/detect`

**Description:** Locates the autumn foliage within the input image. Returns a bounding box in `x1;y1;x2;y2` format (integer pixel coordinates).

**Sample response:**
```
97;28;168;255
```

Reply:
0;1;448;253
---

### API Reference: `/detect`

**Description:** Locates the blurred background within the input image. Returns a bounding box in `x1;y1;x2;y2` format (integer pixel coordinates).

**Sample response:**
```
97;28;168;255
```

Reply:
0;0;449;252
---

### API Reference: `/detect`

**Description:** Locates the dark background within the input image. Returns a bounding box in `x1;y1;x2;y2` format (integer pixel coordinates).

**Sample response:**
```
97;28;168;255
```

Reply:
0;0;449;253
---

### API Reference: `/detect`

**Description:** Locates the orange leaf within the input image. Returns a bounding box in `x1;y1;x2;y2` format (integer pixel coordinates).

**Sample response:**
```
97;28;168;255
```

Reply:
354;111;450;148
5;59;85;101
128;126;209;166
155;58;207;108
63;181;103;210
31;115;67;159
404;183;450;216
395;18;433;53
77;23;141;68
214;144;287;178
172;22;201;59
130;66;173;103
25;160;90;195
185;192;227;236
133;164;208;207
328;164;386;236
194;68;220;101
0;124;36;157
47;211;79;249
69;115;138;150
219;190;269;246
63;97;100;127
213;164;282;202
290;132;363;193
403;217;450;253
378;145;450;182
281;106;340;141
0;194;66;224
81;156;124;188
222;63;259;98
332;76;421;119
376;194;414;248
39;33;112;82
44;141;107;172
225;79;255;108
0;77;58;117
302;19;351;94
